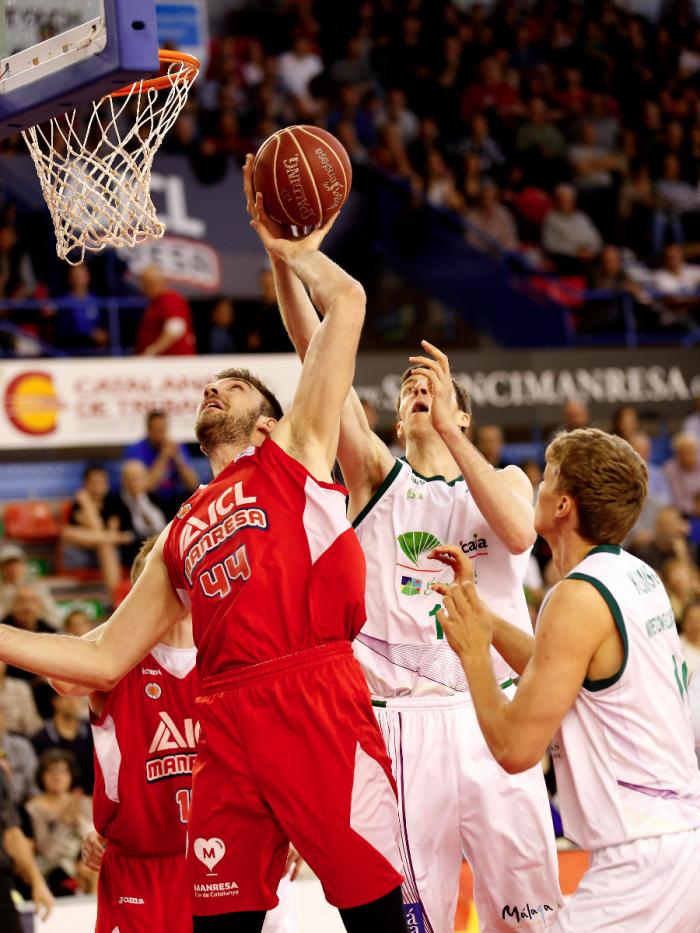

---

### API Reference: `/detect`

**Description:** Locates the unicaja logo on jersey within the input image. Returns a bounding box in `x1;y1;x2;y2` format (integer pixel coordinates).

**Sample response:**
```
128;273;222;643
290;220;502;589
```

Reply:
194;837;226;875
397;531;441;566
459;533;489;556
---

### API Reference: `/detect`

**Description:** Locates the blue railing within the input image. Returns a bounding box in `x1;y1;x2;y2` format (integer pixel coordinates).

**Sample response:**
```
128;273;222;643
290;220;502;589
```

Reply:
0;296;146;357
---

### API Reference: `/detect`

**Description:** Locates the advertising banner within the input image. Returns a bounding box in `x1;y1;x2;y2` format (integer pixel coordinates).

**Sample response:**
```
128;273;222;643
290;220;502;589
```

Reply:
0;347;697;450
0;355;301;450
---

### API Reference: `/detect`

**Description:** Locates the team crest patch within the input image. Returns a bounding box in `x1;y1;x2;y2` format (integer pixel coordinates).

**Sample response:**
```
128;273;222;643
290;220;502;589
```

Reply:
145;682;162;700
177;502;193;519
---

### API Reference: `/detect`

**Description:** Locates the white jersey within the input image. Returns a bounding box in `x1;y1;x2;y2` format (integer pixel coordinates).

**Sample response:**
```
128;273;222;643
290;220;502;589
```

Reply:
353;458;532;697
550;545;700;851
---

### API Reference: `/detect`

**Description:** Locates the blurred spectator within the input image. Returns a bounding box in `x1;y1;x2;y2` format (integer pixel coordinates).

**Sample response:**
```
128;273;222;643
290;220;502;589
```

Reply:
567;121;624;232
277;34;323;118
662;557;699;623
561;399;591;432
475;424;505;468
135;268;196;357
0;699;38;805
664;433;700;516
627;431;673;548
542;184;603;274
0;544;60;629
458;114;505;178
462;57;522;122
649;244;700;323
52;265;108;353
24;749;94;896
680;600;700;675
610;405;640;443
109;460;167;565
124;411;199;517
0;768;53;931
330;36;375;91
683;391;700;449
0;661;41;737
206;298;236;354
583;245;653;334
239;267;294;352
653;154;700;253
2;588;53;686
515;98;567;186
422;150;462;210
62;611;94;638
60;465;132;600
32;697;94;796
375;88;420;146
682;389;700;448
465;182;519;251
630;505;695;572
0;220;36;300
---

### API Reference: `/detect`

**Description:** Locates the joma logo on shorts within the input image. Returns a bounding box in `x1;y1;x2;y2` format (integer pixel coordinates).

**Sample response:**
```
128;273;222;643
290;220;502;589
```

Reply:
118;896;144;905
502;903;554;921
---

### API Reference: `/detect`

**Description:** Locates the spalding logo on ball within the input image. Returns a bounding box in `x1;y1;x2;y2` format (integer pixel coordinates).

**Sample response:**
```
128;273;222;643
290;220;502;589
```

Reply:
252;125;352;237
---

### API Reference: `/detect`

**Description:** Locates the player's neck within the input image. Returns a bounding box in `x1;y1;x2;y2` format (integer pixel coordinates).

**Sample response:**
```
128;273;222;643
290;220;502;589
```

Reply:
551;531;598;578
159;618;194;649
208;441;254;477
404;434;461;481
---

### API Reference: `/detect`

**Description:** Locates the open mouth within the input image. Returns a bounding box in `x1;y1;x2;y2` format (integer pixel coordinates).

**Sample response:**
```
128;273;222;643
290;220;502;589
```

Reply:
412;400;430;414
201;399;223;412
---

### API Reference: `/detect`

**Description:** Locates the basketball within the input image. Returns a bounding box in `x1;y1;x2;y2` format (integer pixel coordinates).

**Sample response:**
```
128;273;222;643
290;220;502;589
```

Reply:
252;125;352;235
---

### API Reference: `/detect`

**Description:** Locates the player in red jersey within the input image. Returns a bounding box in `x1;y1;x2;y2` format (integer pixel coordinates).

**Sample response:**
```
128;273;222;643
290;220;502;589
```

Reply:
52;539;300;933
0;182;407;933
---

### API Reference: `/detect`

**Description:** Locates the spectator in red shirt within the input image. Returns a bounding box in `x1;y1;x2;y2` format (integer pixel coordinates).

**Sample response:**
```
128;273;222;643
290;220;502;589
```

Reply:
135;267;196;356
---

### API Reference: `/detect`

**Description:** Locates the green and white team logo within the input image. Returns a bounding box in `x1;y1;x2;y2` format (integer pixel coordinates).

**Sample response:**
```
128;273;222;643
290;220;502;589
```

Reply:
397;531;441;565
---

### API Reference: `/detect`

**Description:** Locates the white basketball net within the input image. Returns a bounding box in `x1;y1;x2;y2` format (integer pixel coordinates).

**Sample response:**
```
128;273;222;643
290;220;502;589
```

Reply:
22;57;198;265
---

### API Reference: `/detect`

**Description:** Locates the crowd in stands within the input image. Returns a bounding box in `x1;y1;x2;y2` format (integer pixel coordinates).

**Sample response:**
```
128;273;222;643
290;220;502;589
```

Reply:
2;0;700;351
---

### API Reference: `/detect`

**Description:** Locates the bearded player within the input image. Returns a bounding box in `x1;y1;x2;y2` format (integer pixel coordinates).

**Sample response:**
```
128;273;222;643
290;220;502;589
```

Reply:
51;537;299;933
0;191;407;933
245;158;562;931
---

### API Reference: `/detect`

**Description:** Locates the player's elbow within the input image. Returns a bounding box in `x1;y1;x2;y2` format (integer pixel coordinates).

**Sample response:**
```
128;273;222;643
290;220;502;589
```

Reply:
505;527;537;555
332;279;366;320
498;746;540;774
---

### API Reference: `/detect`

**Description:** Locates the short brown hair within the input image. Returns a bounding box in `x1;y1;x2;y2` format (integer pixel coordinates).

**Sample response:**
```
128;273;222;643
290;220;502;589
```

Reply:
546;428;647;544
130;534;160;585
397;367;471;427
215;368;283;421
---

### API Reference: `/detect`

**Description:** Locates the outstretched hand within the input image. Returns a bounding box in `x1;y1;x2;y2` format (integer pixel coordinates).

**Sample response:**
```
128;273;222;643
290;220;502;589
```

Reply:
430;579;493;660
408;341;461;437
243;152;339;262
427;544;475;584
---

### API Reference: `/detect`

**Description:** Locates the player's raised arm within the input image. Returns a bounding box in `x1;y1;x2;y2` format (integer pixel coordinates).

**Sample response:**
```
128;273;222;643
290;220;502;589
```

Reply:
409;340;536;553
0;531;181;691
244;155;394;497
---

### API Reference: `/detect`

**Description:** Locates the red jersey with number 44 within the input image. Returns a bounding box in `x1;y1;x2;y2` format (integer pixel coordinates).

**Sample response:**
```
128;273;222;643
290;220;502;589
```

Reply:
162;437;366;679
91;644;199;856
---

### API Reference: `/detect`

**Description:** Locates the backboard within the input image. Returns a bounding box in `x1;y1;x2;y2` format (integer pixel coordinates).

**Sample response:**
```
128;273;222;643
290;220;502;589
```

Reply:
0;0;159;138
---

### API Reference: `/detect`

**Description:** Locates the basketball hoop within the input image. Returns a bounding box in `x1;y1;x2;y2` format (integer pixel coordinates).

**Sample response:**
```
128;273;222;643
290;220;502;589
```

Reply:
22;50;199;265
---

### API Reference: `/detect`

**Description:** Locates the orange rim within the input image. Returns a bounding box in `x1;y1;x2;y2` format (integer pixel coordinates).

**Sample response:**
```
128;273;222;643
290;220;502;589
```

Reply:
110;49;199;98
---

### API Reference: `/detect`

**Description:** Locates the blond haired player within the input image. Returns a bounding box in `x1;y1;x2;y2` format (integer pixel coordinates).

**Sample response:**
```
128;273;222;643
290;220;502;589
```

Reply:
244;157;563;933
435;429;700;932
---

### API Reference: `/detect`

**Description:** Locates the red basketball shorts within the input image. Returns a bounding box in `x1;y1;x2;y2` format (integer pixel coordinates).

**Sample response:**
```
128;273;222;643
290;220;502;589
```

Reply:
188;641;403;915
96;847;190;933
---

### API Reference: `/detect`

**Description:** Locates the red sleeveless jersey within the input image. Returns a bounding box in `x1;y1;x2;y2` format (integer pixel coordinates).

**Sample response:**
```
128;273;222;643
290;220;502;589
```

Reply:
91;644;199;856
162;438;366;680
